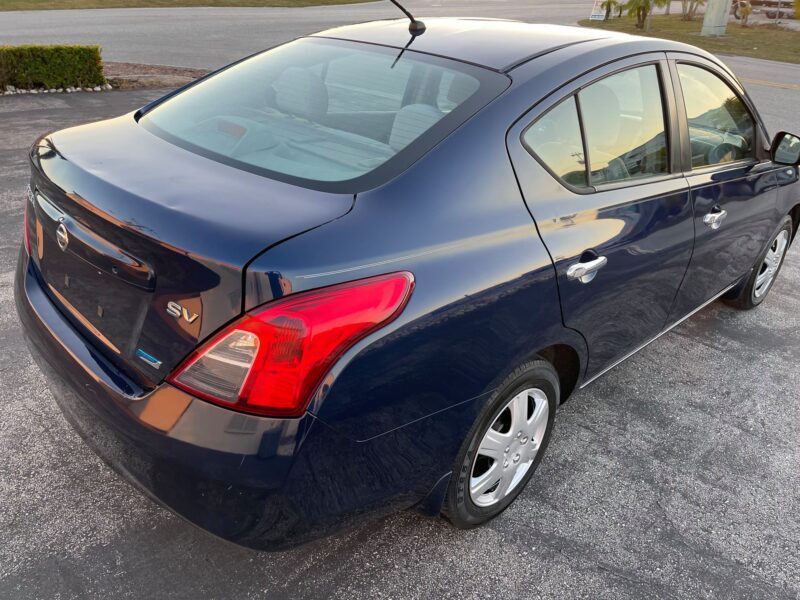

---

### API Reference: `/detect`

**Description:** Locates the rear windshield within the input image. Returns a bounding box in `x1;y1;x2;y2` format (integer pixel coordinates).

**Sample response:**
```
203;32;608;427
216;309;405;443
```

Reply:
139;37;508;192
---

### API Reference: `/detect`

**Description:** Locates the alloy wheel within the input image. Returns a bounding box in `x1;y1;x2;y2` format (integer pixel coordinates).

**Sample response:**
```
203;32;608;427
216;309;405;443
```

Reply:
754;230;789;299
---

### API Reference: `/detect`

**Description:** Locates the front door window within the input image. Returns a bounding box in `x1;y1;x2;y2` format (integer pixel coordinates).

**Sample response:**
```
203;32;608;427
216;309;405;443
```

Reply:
677;64;755;168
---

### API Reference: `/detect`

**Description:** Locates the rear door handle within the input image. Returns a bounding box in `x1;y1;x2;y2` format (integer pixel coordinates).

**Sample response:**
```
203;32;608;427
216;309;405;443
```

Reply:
703;207;728;230
566;255;608;284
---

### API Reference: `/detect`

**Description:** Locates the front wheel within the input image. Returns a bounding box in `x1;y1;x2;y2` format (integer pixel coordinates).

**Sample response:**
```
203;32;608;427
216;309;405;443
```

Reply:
725;216;793;310
442;360;558;528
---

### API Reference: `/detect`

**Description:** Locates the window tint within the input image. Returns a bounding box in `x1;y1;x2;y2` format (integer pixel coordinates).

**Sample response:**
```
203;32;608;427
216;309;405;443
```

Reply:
579;65;669;184
139;38;506;191
677;64;755;168
436;71;481;113
324;53;413;113
522;97;588;188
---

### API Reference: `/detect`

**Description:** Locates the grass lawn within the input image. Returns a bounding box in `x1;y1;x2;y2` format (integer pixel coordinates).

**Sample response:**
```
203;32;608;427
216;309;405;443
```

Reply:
579;14;800;65
0;0;375;9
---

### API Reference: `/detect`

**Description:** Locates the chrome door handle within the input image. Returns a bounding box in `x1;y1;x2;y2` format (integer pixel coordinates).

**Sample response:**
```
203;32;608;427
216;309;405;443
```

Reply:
703;208;728;230
566;255;608;284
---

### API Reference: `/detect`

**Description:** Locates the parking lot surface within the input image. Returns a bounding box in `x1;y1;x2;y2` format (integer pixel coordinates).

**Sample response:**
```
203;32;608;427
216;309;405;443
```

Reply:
1;84;799;598
1;0;798;136
0;0;591;69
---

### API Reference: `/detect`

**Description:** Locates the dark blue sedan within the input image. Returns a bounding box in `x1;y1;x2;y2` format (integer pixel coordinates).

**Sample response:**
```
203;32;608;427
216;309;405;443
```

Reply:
15;18;800;550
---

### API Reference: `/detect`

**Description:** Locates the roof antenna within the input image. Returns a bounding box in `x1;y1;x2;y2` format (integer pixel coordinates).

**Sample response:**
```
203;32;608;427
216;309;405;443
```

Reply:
390;34;416;69
387;0;425;35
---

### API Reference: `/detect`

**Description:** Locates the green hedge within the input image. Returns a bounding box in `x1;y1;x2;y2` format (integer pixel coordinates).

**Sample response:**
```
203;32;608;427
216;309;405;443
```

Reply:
0;45;105;90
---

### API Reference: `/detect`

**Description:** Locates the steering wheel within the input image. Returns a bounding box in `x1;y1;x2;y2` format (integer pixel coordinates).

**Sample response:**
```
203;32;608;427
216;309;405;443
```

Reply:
708;142;739;165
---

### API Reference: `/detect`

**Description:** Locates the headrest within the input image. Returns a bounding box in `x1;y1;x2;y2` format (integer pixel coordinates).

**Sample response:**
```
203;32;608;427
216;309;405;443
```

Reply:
389;104;443;152
580;83;621;148
446;74;479;105
273;67;328;122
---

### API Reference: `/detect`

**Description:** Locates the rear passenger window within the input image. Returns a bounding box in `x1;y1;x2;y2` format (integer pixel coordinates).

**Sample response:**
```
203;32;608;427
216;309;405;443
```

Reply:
522;97;588;188
677;64;755;168
579;65;669;184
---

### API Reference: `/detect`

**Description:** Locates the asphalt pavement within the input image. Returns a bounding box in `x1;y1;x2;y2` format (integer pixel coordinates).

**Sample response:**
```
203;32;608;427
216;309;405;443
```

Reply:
1;69;799;599
0;0;591;69
1;0;798;136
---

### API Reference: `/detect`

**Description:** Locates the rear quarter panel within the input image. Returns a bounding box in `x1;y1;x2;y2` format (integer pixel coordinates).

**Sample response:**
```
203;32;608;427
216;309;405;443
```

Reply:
246;87;587;443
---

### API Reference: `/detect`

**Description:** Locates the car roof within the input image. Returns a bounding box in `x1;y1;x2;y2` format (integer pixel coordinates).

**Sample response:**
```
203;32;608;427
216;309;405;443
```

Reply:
311;18;634;72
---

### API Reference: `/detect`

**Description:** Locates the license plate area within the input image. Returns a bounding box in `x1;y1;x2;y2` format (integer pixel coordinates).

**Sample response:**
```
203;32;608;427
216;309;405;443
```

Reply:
41;251;151;357
34;191;153;357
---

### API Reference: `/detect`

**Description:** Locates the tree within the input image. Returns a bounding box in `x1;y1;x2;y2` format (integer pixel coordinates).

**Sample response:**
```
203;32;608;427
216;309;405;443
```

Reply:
681;0;706;20
625;0;652;29
689;0;706;18
601;0;620;19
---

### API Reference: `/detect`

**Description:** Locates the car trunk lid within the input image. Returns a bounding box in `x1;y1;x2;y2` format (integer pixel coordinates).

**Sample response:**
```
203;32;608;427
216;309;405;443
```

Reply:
28;114;353;391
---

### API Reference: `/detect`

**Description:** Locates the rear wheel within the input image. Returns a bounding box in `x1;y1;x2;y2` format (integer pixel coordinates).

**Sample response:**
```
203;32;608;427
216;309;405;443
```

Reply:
725;216;792;310
442;360;558;528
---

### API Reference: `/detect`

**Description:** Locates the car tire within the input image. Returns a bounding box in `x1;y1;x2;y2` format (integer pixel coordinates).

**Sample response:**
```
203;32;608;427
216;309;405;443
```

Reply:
442;359;558;528
725;215;793;310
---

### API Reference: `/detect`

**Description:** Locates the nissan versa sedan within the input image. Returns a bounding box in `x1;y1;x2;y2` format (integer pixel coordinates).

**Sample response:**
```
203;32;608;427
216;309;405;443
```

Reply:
15;18;800;550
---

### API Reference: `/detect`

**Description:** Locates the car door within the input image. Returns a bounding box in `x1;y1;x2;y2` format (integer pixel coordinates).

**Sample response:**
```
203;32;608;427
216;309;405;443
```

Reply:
666;55;779;319
507;55;695;379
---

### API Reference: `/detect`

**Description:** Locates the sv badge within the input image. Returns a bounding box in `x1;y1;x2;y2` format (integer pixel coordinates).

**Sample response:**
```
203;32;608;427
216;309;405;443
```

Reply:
166;301;199;323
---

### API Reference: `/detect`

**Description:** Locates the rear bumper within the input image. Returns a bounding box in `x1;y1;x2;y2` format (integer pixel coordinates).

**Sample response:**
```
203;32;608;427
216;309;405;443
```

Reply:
15;249;449;550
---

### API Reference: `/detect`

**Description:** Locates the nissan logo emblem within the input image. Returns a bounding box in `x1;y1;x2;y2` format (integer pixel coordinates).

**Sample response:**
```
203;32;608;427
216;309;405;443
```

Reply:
56;222;69;251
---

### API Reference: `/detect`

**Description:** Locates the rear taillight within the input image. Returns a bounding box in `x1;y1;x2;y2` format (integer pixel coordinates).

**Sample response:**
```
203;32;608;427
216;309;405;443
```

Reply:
168;272;415;417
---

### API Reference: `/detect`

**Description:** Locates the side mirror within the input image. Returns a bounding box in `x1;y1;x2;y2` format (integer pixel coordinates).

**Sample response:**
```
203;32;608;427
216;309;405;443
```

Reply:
770;131;800;166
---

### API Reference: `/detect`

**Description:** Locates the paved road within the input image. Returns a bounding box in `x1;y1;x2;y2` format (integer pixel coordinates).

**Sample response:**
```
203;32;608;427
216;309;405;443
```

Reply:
0;0;591;69
1;86;799;599
725;56;800;136
1;0;798;135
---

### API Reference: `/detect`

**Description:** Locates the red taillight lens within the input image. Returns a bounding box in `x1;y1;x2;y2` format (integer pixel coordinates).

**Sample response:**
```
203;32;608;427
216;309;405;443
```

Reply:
168;272;415;417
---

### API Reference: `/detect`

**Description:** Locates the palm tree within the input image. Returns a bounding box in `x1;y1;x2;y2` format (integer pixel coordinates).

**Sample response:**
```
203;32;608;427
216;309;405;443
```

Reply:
600;0;620;19
624;0;671;29
653;0;672;12
625;0;652;29
680;0;706;20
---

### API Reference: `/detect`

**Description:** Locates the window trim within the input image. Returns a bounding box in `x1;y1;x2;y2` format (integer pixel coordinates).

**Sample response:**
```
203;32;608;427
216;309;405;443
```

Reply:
520;95;591;193
573;93;593;190
519;58;677;194
668;56;767;174
592;171;686;193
